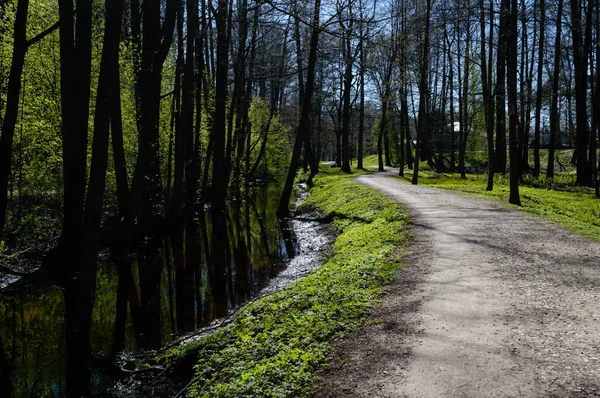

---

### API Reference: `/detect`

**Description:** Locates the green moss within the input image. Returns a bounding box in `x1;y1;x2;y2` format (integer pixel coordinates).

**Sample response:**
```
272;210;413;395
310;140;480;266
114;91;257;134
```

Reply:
398;171;600;241
160;166;411;397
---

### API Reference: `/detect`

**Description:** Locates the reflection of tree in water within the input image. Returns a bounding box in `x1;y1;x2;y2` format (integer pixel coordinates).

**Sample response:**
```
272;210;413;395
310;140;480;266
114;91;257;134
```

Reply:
229;203;250;308
0;182;305;395
207;210;232;320
0;334;12;397
136;234;163;350
278;218;298;260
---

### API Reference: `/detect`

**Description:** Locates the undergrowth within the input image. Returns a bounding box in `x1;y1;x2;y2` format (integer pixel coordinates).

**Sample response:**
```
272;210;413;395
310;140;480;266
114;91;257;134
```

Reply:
398;170;600;241
161;166;411;397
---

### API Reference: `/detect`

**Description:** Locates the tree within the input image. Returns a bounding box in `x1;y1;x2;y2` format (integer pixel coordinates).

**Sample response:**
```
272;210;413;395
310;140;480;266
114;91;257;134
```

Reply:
0;0;29;242
495;0;509;174
277;0;321;217
570;0;592;185
547;0;563;179
412;0;432;184
480;0;494;190
508;0;521;205
533;0;545;177
209;0;230;207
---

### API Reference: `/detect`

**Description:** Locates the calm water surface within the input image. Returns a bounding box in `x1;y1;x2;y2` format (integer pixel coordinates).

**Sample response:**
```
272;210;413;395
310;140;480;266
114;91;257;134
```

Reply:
0;183;325;397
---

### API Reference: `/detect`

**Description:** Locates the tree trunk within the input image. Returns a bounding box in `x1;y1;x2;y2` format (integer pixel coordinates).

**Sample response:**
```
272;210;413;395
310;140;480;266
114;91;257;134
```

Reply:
480;0;495;190
357;8;366;170
495;0;509;174
571;0;592;185
412;0;432;185
210;0;231;208
533;0;545;177
341;26;353;174
508;0;521;205
0;0;29;242
459;24;471;179
378;90;389;172
548;0;563;179
277;0;321;217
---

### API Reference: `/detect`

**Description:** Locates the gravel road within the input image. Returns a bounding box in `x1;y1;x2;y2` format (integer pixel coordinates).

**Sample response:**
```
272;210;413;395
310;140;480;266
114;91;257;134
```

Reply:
315;170;600;397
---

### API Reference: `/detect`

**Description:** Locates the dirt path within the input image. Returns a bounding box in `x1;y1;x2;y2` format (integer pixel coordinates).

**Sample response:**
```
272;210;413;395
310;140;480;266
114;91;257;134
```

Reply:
315;171;600;397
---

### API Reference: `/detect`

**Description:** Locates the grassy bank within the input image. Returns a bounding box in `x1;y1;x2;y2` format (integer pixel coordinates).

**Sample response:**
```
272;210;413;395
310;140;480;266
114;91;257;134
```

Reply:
397;169;600;241
162;167;411;397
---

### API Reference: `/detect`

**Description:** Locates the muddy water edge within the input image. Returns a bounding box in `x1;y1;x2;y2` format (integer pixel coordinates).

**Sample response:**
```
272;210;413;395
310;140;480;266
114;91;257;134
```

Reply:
0;182;332;397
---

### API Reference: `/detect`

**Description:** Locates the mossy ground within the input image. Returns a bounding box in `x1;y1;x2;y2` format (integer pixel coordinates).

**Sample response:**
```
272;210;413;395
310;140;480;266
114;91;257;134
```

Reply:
160;166;411;397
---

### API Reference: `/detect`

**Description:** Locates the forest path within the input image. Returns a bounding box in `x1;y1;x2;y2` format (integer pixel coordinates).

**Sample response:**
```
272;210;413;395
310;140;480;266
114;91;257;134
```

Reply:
315;170;600;397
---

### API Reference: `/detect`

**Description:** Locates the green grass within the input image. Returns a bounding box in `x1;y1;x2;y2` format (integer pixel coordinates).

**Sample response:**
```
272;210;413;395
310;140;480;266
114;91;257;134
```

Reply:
399;170;600;241
160;165;411;397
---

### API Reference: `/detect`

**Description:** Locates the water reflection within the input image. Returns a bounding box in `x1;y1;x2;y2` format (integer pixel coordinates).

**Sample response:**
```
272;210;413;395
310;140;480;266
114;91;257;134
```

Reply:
0;183;302;396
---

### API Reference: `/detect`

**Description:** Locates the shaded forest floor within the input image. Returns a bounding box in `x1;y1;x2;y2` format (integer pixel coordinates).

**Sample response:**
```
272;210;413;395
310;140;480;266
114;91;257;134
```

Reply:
315;169;600;397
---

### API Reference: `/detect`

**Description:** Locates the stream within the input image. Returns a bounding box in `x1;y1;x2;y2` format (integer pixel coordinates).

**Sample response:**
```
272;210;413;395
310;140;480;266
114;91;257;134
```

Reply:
0;182;331;397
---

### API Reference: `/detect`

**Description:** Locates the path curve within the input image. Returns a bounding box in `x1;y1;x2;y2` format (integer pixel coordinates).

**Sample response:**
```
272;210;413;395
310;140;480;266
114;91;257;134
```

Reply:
315;171;600;397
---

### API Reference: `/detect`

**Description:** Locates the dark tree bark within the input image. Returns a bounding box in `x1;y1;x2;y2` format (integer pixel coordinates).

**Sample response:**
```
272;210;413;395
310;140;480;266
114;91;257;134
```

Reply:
495;0;510;174
592;0;600;197
57;0;123;393
570;0;592;185
508;0;521;205
357;1;366;170
518;0;530;174
533;0;545;177
378;88;391;172
0;0;29;243
128;0;177;350
412;0;432;185
233;0;253;191
209;0;231;208
341;14;354;174
459;22;471;179
547;0;563;179
446;33;456;172
56;2;93;394
480;0;495;190
277;0;321;217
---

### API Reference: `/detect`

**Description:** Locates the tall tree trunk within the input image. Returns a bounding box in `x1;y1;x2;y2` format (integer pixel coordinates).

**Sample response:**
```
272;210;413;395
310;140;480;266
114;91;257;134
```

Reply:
518;0;529;174
533;0;545;177
210;0;231;208
341;25;353;174
412;0;432;184
495;0;510;173
548;0;563;178
184;0;199;205
378;88;390;172
357;3;366;170
592;0;600;197
447;33;456;172
128;0;177;350
277;0;321;217
0;0;29;242
481;0;495;190
459;25;471;179
508;0;521;205
571;0;592;185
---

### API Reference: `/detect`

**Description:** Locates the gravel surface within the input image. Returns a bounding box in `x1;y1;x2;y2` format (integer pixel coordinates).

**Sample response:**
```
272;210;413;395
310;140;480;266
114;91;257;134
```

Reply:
315;171;600;397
